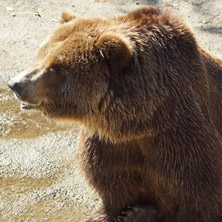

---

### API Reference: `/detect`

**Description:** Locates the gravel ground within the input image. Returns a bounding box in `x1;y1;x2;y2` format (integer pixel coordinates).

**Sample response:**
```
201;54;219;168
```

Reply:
0;0;222;221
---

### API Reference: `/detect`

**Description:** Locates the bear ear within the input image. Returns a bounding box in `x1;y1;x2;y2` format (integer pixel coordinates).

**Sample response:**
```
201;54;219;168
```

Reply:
59;11;76;24
95;32;133;72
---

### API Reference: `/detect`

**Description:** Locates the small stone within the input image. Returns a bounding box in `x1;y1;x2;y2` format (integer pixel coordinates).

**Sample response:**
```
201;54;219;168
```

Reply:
172;3;178;7
34;10;43;17
6;7;14;12
51;19;58;22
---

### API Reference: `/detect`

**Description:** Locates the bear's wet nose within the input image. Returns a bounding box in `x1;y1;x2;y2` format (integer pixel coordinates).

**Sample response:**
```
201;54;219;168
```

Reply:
8;79;23;96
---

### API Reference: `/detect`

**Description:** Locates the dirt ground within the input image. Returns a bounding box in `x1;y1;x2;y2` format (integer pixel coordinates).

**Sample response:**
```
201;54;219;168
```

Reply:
0;0;221;221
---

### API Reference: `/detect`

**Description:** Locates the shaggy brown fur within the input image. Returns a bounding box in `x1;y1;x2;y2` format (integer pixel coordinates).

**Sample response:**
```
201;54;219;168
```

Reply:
8;7;222;222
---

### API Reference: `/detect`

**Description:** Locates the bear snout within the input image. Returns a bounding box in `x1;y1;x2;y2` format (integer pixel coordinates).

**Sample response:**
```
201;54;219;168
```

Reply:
8;79;24;97
8;73;40;106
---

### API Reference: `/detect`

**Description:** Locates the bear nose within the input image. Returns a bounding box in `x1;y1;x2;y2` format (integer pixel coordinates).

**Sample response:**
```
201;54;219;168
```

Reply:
8;79;23;96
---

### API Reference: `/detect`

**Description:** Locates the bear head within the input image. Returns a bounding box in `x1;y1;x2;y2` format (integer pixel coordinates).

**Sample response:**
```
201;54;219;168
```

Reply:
8;8;205;142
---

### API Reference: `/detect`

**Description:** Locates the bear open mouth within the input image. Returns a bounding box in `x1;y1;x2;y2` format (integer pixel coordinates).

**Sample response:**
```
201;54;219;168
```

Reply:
20;102;40;110
13;93;40;110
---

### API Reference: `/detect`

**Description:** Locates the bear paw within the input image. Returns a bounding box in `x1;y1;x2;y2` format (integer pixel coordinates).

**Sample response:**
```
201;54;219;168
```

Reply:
116;205;162;222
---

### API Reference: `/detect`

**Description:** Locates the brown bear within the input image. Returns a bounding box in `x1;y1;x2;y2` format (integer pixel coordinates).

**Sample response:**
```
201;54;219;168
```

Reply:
8;6;222;222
